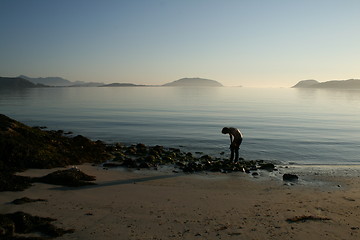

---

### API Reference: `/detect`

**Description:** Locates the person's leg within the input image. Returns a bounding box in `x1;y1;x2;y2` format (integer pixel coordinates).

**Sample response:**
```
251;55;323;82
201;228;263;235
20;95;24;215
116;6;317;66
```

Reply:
234;147;239;162
230;146;234;161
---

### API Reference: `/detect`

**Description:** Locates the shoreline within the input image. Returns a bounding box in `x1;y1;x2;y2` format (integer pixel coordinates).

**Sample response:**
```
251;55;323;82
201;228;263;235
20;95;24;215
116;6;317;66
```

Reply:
2;114;360;239
1;163;360;240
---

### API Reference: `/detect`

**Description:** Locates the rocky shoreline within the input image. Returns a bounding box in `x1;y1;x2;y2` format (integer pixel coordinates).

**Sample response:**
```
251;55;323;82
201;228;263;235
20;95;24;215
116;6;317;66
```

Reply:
0;114;291;239
0;114;286;192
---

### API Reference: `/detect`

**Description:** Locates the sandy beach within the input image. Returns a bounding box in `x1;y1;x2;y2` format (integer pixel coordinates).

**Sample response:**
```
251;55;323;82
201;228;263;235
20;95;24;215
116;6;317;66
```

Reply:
1;164;360;240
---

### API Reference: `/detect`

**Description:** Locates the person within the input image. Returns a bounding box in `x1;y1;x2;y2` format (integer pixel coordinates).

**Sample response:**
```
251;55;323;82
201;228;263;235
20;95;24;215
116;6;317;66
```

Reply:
221;127;243;162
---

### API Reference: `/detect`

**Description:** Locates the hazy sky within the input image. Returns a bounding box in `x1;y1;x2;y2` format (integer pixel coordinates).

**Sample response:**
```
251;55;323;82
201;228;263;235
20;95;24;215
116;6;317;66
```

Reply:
1;0;360;87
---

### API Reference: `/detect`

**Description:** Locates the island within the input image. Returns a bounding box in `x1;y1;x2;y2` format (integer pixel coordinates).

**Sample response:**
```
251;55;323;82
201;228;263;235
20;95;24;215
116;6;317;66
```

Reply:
19;75;73;86
19;75;104;87
99;83;145;87
0;77;48;89
163;77;223;87
292;79;360;89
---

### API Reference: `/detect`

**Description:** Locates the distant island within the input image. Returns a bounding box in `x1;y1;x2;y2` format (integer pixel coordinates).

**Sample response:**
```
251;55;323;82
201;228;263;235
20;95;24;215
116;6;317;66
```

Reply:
163;78;223;87
292;79;360;89
18;75;73;86
0;77;48;89
1;76;224;89
99;83;145;87
18;75;104;87
98;77;223;87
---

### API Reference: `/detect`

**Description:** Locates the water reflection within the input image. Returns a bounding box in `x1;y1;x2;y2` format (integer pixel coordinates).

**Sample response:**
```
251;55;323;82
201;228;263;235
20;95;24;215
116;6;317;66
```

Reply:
294;88;360;102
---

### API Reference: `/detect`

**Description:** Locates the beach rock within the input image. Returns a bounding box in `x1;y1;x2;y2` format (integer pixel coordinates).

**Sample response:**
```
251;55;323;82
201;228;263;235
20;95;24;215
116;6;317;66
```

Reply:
0;211;74;238
250;166;258;171
162;156;174;163
149;145;164;155
283;173;299;182
169;148;181;153
121;158;138;168
0;114;110;173
34;168;96;187
11;197;47;205
125;146;137;155
138;161;152;168
259;163;275;171
0;215;15;236
200;155;213;161
136;143;147;155
145;155;157;163
113;155;125;162
102;162;123;168
0;173;32;192
183;162;203;173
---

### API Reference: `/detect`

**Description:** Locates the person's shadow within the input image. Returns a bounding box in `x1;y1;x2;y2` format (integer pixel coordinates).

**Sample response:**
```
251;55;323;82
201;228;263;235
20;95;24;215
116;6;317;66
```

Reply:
50;173;183;191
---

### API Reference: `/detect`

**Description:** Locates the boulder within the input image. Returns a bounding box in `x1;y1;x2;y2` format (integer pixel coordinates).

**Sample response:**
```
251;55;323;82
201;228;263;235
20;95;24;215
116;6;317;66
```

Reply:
259;163;275;171
283;173;299;182
0;211;74;238
34;168;96;187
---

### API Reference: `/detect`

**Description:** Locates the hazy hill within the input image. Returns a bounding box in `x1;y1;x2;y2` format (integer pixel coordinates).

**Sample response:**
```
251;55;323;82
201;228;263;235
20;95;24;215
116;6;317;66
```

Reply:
163;78;223;87
293;79;360;89
100;83;144;87
18;75;104;87
70;82;104;87
18;75;73;86
292;80;320;88
0;77;47;89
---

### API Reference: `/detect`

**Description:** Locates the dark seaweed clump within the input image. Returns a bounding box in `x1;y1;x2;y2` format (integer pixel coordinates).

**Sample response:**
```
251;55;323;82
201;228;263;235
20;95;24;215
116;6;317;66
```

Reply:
0;211;74;239
11;197;47;205
0;173;32;192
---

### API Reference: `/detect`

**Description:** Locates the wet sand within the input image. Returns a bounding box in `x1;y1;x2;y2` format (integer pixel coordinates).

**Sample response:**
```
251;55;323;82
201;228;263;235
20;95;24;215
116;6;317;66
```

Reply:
1;164;360;240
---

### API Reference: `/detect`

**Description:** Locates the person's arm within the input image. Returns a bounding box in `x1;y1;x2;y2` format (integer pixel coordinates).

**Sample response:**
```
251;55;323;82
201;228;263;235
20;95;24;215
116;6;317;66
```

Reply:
229;134;233;144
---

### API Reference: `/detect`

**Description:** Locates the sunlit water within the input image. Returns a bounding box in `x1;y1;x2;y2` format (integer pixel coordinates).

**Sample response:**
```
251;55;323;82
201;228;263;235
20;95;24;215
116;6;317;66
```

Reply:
1;87;359;165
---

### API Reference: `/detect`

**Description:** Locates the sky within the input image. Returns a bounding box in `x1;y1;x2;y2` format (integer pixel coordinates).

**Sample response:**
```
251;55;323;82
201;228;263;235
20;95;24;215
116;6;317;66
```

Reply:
1;0;360;87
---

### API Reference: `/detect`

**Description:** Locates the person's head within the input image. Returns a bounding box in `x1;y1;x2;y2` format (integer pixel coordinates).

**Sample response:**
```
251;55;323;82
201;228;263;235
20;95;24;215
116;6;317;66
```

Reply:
222;127;229;134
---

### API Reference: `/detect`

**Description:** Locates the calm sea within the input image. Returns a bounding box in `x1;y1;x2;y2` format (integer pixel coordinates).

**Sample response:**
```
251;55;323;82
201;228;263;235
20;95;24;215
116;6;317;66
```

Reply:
1;87;359;165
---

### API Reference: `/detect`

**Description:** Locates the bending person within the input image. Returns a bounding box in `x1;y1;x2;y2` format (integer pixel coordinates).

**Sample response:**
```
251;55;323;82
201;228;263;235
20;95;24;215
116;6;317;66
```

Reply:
221;127;243;162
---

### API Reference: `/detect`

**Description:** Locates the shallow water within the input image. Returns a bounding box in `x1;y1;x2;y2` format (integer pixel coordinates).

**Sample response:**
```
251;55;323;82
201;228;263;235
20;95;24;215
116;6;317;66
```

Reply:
1;86;359;165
